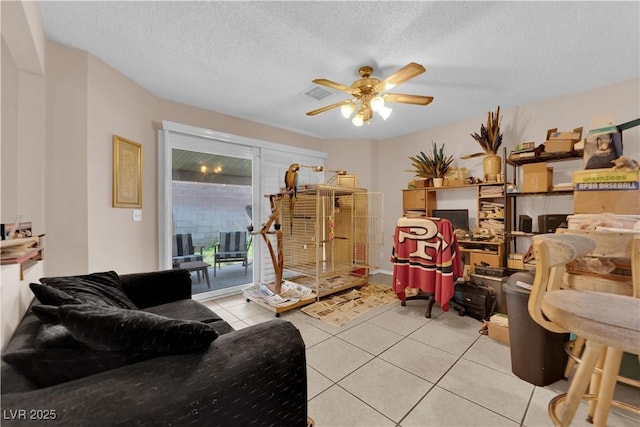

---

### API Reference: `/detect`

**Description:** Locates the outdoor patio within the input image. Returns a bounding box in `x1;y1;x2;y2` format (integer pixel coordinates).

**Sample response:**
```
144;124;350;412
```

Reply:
190;261;254;295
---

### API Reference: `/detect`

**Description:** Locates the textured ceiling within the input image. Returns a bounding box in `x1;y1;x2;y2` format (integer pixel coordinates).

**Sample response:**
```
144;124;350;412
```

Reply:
39;1;640;140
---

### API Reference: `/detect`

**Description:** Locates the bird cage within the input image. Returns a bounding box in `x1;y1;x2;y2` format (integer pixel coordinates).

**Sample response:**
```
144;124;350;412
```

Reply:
281;184;383;298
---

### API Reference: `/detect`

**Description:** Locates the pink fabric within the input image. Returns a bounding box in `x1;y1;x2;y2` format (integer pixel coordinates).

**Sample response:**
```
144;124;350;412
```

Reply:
391;217;462;311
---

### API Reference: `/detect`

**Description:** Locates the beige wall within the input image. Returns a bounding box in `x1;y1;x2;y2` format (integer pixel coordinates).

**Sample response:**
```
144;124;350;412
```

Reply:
1;7;46;234
158;99;323;152
85;54;159;274
1;0;47;349
2;37;19;221
320;138;373;190
43;42;325;276
44;40;89;275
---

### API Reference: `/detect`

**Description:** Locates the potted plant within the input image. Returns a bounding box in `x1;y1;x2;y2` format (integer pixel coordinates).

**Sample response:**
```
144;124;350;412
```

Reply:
468;106;503;181
408;142;454;187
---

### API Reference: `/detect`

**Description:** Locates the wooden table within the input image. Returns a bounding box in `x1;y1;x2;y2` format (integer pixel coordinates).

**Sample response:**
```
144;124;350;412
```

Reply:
179;261;211;289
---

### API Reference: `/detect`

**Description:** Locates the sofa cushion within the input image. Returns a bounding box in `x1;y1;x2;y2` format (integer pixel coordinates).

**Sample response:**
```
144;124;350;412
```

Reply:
39;271;137;309
57;305;219;353
143;299;235;336
2;348;154;388
142;299;222;323
2;304;220;389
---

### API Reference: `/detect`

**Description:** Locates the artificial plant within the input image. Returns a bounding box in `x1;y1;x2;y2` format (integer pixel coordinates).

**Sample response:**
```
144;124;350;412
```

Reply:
408;142;454;179
465;105;503;158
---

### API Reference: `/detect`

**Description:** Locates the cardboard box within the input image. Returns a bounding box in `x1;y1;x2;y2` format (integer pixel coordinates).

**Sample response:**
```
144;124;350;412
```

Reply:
337;174;358;188
545;139;574;153
548;129;583;140
573;168;638;185
573;168;640;214
507;253;525;270
485;315;510;345
566;214;640;230
544;127;582;153
522;163;553;193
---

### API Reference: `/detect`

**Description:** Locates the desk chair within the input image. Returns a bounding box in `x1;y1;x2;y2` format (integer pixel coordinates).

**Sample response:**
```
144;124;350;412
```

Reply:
529;233;640;426
391;217;463;317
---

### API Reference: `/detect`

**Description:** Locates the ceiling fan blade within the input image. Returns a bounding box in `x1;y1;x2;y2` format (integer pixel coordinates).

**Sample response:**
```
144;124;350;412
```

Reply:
312;79;359;95
383;93;434;106
306;100;352;116
375;62;426;92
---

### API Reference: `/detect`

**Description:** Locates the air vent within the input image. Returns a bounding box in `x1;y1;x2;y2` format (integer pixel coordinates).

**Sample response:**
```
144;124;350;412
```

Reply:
304;86;333;100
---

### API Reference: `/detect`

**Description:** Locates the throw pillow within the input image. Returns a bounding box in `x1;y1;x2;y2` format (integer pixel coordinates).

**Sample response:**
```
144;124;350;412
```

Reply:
39;271;137;309
29;283;82;307
2;348;154;388
31;304;62;324
58;305;219;353
34;324;84;349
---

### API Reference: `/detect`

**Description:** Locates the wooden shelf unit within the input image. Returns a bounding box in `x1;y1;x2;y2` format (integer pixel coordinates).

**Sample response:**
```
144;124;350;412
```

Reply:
505;148;585;272
0;234;45;280
507;150;584;166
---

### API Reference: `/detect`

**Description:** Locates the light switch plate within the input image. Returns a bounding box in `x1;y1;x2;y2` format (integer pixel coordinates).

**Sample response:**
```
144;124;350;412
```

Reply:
133;209;142;222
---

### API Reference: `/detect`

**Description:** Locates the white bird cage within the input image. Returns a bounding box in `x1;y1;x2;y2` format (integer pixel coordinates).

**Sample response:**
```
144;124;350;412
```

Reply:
280;184;383;298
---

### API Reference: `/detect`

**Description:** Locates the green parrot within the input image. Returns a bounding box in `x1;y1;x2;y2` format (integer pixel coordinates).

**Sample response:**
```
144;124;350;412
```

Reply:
284;163;300;233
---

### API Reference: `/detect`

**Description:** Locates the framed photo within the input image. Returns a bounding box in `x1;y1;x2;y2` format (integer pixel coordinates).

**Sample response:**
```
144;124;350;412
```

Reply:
113;135;142;208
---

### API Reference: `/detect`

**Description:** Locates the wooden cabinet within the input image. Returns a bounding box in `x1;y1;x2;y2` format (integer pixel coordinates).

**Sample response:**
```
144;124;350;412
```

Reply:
458;239;505;272
402;188;436;213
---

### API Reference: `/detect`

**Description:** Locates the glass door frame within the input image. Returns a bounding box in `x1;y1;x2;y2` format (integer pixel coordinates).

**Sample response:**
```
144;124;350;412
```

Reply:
159;122;259;299
158;120;327;300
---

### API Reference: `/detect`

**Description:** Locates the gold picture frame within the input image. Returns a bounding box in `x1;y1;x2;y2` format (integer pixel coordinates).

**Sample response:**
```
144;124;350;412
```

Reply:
112;135;142;208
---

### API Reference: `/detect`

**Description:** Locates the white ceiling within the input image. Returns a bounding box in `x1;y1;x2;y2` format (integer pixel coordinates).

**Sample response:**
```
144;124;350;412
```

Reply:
38;1;640;141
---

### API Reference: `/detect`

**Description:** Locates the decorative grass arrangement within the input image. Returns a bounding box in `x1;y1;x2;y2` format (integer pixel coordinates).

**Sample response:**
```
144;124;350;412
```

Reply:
470;105;503;155
408;142;454;178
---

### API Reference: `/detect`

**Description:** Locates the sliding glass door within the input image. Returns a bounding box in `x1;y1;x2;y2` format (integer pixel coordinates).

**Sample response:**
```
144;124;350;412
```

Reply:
158;121;326;301
171;149;253;297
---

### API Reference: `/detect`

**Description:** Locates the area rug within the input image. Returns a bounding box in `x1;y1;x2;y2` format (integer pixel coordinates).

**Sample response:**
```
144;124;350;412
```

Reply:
300;283;398;327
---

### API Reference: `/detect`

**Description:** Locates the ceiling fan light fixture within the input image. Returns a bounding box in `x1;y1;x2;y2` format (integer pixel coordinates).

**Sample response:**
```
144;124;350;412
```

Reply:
352;113;364;127
370;95;385;112
306;62;431;126
341;102;356;119
378;106;392;120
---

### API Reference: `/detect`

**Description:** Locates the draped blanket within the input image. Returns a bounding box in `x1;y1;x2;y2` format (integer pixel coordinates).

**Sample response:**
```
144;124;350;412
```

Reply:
391;217;462;311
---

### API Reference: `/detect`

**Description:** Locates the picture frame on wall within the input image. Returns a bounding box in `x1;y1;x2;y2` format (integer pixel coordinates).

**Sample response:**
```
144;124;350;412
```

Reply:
113;135;142;208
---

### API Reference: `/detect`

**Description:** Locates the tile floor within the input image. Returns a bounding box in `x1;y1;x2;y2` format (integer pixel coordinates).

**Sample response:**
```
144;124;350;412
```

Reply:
201;274;639;427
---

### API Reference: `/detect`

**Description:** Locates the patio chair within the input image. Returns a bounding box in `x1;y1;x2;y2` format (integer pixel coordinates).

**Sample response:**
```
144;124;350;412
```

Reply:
171;233;204;267
214;231;248;277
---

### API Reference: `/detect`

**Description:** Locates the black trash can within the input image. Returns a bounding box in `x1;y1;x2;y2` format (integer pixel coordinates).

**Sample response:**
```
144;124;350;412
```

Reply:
503;271;569;386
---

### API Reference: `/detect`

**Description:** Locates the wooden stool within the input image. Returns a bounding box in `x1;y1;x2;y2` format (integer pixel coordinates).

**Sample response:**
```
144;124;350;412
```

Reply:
542;290;640;427
529;232;640;423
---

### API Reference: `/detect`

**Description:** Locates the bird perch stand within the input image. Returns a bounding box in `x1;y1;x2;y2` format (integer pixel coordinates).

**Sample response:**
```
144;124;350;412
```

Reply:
255;193;285;294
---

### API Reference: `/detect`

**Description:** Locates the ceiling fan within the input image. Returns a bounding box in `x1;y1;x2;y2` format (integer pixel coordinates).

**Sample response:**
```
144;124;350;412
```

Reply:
306;62;433;126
